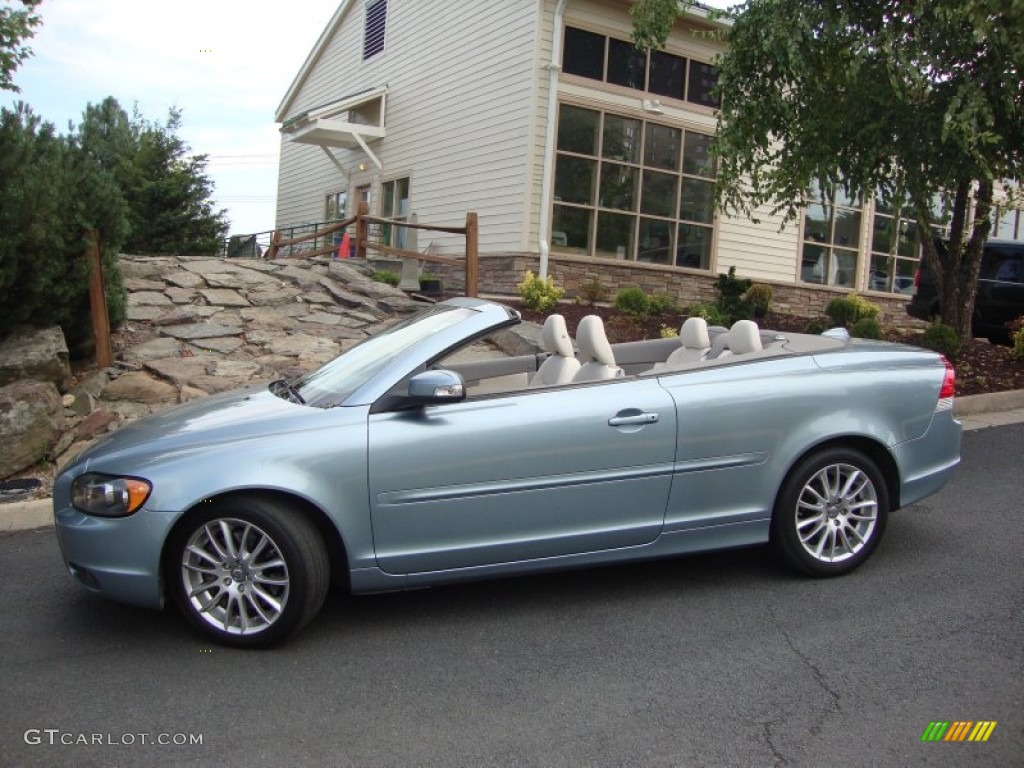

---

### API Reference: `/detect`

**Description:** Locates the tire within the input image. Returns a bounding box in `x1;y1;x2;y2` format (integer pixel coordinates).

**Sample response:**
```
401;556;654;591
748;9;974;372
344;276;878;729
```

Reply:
168;496;330;648
770;448;889;577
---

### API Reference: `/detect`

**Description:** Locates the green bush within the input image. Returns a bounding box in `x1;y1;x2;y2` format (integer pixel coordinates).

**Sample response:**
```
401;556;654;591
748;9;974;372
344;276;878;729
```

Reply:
920;322;962;358
851;317;883;340
1011;317;1024;361
688;302;731;327
805;317;827;334
714;266;753;322
518;270;564;312
744;283;773;318
372;269;400;286
614;286;650;319
660;324;679;338
648;292;680;316
575;277;609;306
825;293;881;327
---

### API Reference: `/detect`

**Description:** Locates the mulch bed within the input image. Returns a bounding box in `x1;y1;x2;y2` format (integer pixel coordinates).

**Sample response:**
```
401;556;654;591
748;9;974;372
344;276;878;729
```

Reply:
501;299;1024;398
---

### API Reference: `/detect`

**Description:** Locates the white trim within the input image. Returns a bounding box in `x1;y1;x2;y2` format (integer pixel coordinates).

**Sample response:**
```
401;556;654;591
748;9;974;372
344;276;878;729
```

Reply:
538;0;570;278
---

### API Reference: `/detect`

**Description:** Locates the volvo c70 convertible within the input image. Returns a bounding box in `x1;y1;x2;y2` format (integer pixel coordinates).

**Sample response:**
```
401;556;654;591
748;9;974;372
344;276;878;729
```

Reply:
54;298;962;647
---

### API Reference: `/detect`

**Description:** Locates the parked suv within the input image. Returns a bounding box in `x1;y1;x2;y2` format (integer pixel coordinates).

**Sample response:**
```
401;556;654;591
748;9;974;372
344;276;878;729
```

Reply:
907;239;1024;343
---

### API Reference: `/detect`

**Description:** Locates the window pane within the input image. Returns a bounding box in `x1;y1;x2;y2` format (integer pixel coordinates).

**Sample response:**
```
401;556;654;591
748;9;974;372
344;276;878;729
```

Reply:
552;205;591;252
649;50;686;99
676;224;712;269
871;213;894;254
679;177;714;224
640;170;677;216
607;38;646;90
894;257;917;294
801;244;829;284
832;208;861;248
682;132;715;177
686;61;719;107
599;163;638;211
804;203;830;244
896;219;918;257
381;181;394;219
554;155;596;205
563;27;605;80
869;254;892;292
644;123;680;170
396;177;410;217
995;208;1018;239
831;250;857;287
602;115;641;163
557;105;599;155
596;211;635;259
638;218;672;264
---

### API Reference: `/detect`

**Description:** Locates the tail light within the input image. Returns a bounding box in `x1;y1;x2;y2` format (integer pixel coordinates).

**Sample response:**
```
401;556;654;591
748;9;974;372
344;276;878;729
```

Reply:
936;355;955;410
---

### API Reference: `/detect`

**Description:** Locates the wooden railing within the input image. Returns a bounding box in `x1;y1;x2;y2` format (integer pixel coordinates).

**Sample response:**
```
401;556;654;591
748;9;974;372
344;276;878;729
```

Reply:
266;202;479;297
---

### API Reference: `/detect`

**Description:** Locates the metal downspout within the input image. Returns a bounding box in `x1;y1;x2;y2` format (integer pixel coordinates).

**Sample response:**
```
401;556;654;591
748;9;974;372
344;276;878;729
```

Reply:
538;0;569;279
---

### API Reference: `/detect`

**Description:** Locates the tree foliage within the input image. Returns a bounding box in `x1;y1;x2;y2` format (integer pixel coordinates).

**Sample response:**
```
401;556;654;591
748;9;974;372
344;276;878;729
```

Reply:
0;0;41;92
0;104;128;346
79;97;229;255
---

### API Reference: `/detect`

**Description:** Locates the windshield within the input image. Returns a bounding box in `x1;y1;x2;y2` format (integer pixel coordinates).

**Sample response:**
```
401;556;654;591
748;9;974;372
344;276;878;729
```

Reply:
290;305;476;407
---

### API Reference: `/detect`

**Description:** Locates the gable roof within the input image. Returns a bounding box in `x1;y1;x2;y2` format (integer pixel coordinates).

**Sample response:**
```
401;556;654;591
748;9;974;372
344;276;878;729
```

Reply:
276;0;358;122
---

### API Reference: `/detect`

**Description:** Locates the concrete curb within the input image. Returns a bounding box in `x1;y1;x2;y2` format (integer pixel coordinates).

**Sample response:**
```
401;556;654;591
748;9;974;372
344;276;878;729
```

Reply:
3;389;1022;535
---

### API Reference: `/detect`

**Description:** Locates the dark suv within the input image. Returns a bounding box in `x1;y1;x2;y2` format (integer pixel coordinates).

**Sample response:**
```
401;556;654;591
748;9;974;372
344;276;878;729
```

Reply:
907;239;1024;342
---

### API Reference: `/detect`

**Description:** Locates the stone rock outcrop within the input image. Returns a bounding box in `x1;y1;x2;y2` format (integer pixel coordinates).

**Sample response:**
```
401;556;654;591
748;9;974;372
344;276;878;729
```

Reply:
0;380;65;478
0;326;71;387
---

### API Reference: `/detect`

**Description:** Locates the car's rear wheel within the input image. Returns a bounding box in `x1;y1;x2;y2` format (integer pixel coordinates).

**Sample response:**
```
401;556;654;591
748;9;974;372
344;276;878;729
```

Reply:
771;448;889;576
168;497;329;648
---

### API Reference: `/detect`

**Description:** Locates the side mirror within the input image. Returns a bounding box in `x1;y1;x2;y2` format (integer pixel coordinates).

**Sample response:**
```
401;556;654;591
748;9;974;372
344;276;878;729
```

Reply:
407;370;466;404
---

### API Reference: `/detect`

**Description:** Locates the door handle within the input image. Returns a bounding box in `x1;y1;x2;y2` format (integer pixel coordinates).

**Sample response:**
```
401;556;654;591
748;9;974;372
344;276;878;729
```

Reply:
608;412;659;427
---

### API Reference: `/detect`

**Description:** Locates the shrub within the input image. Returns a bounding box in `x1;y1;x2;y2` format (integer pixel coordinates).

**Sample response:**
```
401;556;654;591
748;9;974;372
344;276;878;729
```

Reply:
688;302;731;327
518;270;564;312
825;293;881;327
805;317;827;334
1008;316;1024;361
714;266;753;322
648;292;680;316
575;277;609;307
614;286;651;319
851;317;883;340
372;269;399;286
660;324;679;339
744;283;773;318
920;322;962;358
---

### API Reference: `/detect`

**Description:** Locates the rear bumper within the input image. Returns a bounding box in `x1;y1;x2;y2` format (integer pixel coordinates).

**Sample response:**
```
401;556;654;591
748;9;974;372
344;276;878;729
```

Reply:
894;409;962;508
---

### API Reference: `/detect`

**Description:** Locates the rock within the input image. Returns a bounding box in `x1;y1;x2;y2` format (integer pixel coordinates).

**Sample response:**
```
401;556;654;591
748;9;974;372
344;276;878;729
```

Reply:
124;278;166;291
127;291;173;306
62;394;75;408
493;323;544;357
0;380;64;479
119;258;175;279
160;323;242;340
209;360;262;378
144;357;209;386
0;326;71;387
179;258;232;275
152;307;202;326
204;270;278;288
189;337;245;355
164;287;197;304
126;305;166;321
122;337;184;363
199;288;251;307
247;288;300;307
377;296;425;314
180;385;207;402
73;371;110;399
70;391;97;416
267;334;340;360
75;408;117;440
299;312;343;326
164;271;205;288
101;372;178;404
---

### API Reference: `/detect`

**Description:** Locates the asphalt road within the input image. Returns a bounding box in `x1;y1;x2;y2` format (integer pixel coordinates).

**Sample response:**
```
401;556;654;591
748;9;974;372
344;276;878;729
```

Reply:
1;425;1021;768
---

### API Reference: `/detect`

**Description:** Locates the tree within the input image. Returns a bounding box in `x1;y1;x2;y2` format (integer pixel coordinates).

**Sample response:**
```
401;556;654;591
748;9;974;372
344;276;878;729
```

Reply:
0;0;41;92
78;97;229;255
633;1;1024;342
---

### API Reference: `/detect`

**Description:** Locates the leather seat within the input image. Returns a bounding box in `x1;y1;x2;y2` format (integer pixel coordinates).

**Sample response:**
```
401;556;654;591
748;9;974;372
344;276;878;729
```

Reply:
572;315;624;382
529;314;580;387
664;316;711;366
718;319;763;358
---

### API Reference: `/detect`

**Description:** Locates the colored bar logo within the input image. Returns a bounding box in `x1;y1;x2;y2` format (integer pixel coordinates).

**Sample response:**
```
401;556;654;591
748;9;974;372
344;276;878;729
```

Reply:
921;721;997;742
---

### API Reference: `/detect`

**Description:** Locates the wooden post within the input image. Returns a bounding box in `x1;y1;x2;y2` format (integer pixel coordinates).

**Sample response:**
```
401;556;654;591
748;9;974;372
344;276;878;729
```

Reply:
355;201;369;259
465;211;479;298
87;230;113;368
267;230;282;260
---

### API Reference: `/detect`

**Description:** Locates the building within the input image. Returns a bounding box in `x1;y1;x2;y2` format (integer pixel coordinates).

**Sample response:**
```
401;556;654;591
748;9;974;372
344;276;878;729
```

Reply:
274;0;1023;325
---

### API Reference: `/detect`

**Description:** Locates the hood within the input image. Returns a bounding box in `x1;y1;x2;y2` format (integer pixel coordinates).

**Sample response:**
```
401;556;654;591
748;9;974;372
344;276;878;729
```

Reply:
71;384;324;470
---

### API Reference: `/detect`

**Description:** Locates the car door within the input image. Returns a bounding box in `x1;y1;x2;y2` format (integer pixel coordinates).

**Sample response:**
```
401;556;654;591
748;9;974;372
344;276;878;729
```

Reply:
367;377;677;574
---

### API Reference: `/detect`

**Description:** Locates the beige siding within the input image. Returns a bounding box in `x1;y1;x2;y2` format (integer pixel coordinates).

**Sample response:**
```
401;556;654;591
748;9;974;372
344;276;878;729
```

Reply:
717;207;801;283
276;0;541;255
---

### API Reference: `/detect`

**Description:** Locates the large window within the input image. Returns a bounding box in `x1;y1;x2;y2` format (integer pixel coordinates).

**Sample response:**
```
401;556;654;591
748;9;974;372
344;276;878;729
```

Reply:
868;192;952;294
800;182;861;287
563;26;719;109
992;204;1024;242
552;104;716;268
363;0;387;60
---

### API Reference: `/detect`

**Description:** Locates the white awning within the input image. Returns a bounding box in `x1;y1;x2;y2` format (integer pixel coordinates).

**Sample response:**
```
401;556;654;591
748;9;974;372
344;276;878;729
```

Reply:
281;86;387;166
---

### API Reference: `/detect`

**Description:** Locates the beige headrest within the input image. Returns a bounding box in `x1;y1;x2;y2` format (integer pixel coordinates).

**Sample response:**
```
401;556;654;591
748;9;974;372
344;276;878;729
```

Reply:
541;314;574;357
729;320;763;355
576;315;615;366
680;317;711;349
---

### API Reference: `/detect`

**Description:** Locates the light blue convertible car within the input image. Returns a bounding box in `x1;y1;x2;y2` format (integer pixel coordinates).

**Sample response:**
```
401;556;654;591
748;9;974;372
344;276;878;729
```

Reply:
54;298;961;647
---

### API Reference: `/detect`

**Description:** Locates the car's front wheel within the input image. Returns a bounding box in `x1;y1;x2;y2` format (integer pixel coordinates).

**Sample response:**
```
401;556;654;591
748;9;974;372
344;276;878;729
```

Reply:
771;448;889;576
168;497;329;648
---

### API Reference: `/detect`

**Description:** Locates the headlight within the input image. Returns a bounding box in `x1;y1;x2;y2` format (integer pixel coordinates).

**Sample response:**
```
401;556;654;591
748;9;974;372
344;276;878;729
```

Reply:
71;473;152;517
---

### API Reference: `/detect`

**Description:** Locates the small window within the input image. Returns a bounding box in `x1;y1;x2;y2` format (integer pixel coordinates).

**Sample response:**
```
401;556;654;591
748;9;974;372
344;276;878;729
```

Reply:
563;27;605;80
607;38;646;90
687;62;719;108
325;191;347;221
648;50;686;100
381;177;410;248
363;0;387;60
